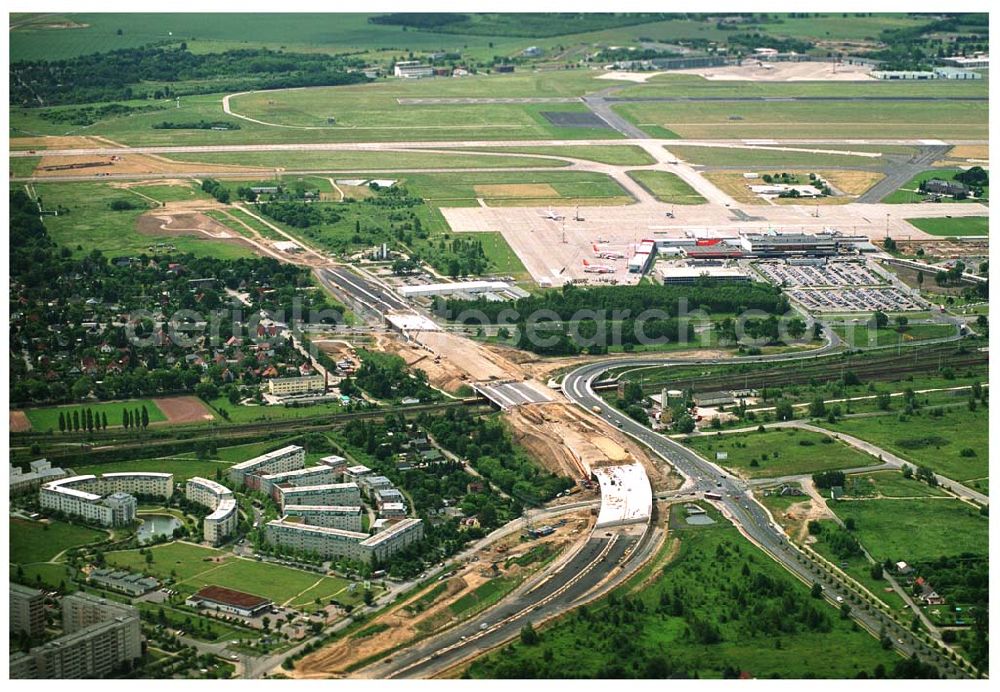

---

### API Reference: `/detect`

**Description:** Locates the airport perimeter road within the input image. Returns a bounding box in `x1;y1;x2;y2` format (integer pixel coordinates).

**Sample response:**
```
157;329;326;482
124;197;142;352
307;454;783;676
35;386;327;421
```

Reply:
562;352;971;679
367;531;643;679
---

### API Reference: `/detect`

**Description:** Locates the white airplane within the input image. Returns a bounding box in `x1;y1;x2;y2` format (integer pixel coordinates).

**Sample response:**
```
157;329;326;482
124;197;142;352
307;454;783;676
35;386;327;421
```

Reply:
594;237;610;244
583;259;615;274
541;208;564;221
593;244;626;259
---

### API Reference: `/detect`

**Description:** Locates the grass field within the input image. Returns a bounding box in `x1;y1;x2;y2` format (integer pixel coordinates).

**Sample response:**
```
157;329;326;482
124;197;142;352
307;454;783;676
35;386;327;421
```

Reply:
20;181;255;260
682;427;880;479
883;170;989;204
22;398;167;432
667;144;891;169
447;577;521;620
468;507;900;679
10;518;107;564
906;217;989;237
401;170;632;207
104;541;363;605
170;150;571;170
819;405;988;483
625;169;705;204
469;145;656;166
828;498;988;563
615;100;988;140
477;231;531;280
619;75;987;99
831;323;956;349
206;397;346;424
9;156;41;177
11;562;81;592
843;470;948;499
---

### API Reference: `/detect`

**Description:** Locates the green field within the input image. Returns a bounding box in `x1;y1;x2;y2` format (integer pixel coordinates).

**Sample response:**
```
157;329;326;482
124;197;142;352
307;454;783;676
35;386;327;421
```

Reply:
614;100;988;140
22;398;168;432
170;149;571;170
10;518;107;564
468;507;900;679
828;498;988;563
831;323;956;349
883;170;989;204
104;541;361;605
400;170;632;207
469;145;657;166
819;405;988;483
619;75;987;99
843;470;948;499
122;182;213;204
11;562;81;592
682;427;880;479
905;217;989;237
9;156;41;177
18;182;254;260
625;169;705;204
206;397;346;424
667;144;891;169
477;231;530;280
448;577;520;620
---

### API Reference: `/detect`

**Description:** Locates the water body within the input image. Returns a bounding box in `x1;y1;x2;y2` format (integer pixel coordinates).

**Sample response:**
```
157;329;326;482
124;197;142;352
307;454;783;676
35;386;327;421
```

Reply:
137;514;181;544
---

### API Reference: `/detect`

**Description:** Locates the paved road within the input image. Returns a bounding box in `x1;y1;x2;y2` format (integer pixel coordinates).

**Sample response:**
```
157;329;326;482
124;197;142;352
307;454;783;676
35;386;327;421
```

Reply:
856;144;952;203
560;347;971;679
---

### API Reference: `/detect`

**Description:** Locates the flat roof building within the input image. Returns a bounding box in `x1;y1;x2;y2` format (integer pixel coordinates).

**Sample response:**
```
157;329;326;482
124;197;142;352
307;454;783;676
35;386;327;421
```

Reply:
185;476;239;545
10;460;68;495
660;266;752;285
186;586;272;618
10;584;46;639
229;445;304;488
259;465;340;495
268;374;325;397
39;475;154;527
283;504;364;532
264;517;424;563
277;482;361;510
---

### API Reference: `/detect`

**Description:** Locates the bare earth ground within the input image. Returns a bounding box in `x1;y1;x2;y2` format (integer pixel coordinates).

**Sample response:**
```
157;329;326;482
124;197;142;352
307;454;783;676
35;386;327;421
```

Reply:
388;331;524;390
31;151;268;178
154;395;216;424
135;210;264;256
290;519;588;678
9;411;31;433
12;135;118;150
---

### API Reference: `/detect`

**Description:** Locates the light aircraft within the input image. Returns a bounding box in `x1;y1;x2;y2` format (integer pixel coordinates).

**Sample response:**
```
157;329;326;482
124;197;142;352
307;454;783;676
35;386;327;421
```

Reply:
582;259;615;274
592;244;626;259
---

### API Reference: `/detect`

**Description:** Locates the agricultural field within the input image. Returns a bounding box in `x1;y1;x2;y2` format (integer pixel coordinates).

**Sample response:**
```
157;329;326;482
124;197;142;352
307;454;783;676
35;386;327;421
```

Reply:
906;217;989;237
681;427;880;479
18;181;255;260
468;508;901;679
21;398;168;432
830;323;956;349
819;404;988;483
826;498;988;564
104;541;367;606
10;517;108;565
613;100;988;140
883;170;990;204
625;170;705;204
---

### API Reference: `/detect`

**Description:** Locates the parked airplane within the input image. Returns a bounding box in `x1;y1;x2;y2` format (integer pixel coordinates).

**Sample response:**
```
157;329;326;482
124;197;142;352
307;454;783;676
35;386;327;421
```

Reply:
592;244;626;259
582;259;615;274
542;208;564;221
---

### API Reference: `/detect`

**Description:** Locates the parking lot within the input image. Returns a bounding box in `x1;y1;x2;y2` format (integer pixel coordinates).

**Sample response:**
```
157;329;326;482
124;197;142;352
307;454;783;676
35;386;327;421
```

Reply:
787;286;928;313
753;260;886;287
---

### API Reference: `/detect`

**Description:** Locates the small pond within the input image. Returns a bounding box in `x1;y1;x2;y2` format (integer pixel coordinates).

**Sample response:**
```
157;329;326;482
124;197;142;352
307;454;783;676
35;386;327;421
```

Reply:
137;514;181;544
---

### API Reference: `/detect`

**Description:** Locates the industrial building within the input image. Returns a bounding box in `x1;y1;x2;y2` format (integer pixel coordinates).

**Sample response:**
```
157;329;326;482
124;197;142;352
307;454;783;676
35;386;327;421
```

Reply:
939;54;988;69
397;280;530;301
10;584;46;639
628;239;657;274
185;477;239;545
229;445;305;488
267;374;325;397
393;60;434;78
660;266;752;285
11;593;141;679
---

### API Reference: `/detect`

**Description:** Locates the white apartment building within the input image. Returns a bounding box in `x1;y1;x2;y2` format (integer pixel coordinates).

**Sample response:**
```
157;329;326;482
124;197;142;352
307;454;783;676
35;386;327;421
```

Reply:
40;476;136;527
277;482;360;510
185;477;239;545
282;504;363;532
9;459;68;495
229;445;305;488
264;516;424;563
259;465;340;495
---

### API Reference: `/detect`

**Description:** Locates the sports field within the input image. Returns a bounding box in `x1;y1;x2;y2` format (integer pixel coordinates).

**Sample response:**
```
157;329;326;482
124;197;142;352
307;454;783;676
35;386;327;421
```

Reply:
682;427;880;479
625;170;705;204
10;517;108;564
104;541;367;606
906;217;989;237
22;398;167;432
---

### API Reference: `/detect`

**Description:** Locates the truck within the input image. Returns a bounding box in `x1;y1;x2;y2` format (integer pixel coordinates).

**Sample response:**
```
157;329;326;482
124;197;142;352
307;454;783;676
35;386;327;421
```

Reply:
704;492;723;501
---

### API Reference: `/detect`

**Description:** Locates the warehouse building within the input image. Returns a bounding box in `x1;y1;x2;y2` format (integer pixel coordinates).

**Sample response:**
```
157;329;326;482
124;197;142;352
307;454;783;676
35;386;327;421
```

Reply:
186;586;272;618
185;477;239;545
393;60;433;78
11;593;142;679
229;445;305;488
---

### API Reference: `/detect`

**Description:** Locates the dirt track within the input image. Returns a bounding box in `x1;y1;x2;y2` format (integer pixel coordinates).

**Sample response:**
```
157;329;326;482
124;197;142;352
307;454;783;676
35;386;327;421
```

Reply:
155;396;216;424
9;411;31;433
